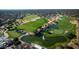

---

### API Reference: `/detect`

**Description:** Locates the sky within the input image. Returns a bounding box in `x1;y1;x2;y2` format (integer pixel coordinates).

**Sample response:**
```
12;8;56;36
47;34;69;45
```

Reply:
0;0;79;9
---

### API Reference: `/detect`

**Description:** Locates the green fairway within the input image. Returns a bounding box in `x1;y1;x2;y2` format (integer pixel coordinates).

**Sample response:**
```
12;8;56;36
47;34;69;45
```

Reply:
23;15;39;21
21;36;43;44
7;18;48;38
42;16;76;48
21;35;67;48
7;31;21;38
16;15;39;21
7;15;76;48
58;16;74;31
17;18;48;32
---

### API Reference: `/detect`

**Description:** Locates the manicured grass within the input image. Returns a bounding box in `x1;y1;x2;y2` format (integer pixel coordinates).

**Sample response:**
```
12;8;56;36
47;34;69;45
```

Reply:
20;16;76;48
21;35;67;48
58;16;75;31
16;15;39;21
21;36;43;44
7;15;76;48
42;16;76;48
8;18;48;38
17;18;48;32
23;15;39;21
7;31;21;38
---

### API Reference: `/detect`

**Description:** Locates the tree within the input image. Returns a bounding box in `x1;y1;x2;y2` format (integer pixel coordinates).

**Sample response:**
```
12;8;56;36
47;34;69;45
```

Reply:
13;38;21;46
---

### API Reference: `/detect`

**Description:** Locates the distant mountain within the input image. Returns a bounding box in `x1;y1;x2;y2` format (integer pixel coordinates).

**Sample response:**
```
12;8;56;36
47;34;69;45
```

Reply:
0;9;79;26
